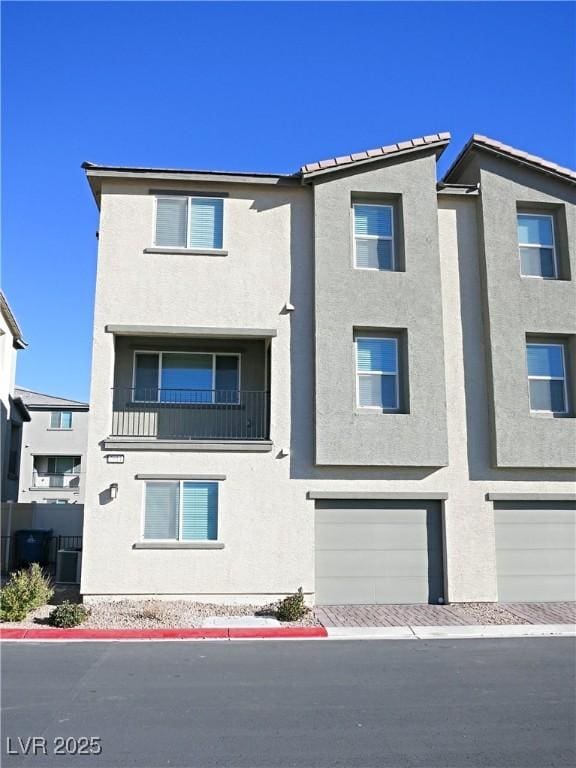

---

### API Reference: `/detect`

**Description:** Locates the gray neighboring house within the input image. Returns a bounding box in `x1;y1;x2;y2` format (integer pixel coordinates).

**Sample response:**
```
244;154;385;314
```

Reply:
0;292;29;504
15;388;89;508
80;133;576;606
1;389;88;575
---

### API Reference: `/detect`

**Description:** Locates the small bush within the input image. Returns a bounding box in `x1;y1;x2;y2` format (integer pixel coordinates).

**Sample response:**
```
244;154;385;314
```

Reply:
48;601;90;628
276;587;309;622
25;563;54;610
0;564;54;622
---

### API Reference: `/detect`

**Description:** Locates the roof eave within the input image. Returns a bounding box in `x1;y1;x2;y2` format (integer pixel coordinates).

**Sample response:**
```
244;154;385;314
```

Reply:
443;137;576;186
300;139;450;182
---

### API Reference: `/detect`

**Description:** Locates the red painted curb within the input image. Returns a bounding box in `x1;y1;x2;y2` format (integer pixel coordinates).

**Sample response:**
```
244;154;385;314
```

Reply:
228;627;328;639
0;626;327;641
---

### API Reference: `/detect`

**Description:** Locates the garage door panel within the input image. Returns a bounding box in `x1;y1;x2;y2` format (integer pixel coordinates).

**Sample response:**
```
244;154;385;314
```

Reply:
495;524;574;549
315;578;377;605
315;500;444;605
496;549;575;576
497;577;575;603
494;502;576;602
316;549;433;578
495;509;576;525
315;507;429;525
316;523;429;551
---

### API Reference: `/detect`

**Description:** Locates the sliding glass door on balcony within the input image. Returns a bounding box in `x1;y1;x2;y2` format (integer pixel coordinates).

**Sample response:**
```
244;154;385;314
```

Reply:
134;352;240;403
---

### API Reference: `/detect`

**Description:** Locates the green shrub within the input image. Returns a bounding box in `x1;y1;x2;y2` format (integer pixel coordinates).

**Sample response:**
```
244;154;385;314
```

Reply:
0;564;54;622
48;601;90;628
276;587;309;622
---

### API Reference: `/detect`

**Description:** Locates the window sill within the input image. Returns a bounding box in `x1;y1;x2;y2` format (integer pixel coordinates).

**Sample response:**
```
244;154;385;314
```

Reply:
47;428;73;431
144;247;228;257
133;541;225;550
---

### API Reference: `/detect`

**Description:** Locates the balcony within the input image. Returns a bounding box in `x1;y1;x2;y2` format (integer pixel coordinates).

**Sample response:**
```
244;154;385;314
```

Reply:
111;388;270;441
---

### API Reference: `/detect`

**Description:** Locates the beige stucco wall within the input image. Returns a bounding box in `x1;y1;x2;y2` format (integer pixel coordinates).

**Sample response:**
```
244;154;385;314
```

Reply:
81;180;317;602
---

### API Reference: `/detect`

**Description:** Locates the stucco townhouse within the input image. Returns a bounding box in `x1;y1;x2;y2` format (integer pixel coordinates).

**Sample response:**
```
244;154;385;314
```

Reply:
80;133;576;606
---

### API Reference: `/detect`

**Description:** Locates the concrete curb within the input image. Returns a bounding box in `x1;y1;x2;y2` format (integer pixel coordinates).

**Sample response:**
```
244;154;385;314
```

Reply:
1;624;573;643
325;624;576;640
0;626;328;642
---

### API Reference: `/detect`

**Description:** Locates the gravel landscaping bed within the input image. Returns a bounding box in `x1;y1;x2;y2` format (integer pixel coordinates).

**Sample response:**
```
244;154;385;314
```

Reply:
450;602;530;625
1;599;321;630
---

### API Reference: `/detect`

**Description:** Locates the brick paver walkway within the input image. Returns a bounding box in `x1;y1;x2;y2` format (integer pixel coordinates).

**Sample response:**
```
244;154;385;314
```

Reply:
503;602;576;625
315;602;576;627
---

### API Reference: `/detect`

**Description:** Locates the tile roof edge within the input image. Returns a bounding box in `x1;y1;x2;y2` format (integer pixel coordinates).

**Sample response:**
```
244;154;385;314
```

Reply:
443;134;576;185
300;133;451;178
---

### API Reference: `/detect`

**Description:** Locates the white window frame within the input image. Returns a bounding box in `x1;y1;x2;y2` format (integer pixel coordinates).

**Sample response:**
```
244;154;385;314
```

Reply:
132;350;242;403
43;499;69;504
517;212;558;280
526;342;569;415
355;336;400;410
50;411;72;430
153;195;224;250
141;480;219;542
353;203;395;271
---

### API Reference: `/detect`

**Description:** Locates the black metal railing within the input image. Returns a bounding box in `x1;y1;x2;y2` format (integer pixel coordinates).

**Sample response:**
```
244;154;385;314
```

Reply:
111;388;270;440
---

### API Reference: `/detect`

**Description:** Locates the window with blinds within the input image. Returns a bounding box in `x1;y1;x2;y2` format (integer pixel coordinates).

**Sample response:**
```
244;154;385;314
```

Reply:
356;336;401;410
526;340;569;414
353;203;395;270
155;196;224;249
143;480;219;541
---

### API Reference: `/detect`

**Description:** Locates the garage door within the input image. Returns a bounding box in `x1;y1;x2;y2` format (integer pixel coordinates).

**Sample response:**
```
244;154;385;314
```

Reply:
315;500;444;605
494;501;576;602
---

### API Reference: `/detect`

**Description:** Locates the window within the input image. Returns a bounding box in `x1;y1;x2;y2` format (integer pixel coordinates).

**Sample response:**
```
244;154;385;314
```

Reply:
353;204;395;270
133;352;240;403
50;411;72;429
143;481;218;541
42;499;69;504
155;196;223;250
526;342;568;414
517;213;557;279
356;337;399;409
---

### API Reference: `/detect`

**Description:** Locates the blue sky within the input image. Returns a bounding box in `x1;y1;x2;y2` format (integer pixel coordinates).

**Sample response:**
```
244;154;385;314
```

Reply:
2;1;574;402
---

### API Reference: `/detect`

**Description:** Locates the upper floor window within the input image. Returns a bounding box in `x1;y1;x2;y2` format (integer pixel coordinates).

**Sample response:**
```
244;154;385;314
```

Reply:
134;351;240;403
353;204;395;270
526;341;568;414
143;480;218;541
356;336;400;410
517;213;557;279
155;196;223;250
50;411;72;429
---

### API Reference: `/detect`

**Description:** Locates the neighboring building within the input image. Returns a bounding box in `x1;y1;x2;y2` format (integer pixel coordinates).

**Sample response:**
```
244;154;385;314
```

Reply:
80;133;576;605
14;388;89;506
0;292;29;502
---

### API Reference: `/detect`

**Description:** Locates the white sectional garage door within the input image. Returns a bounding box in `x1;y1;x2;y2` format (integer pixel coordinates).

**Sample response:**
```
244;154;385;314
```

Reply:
315;500;444;605
494;501;576;602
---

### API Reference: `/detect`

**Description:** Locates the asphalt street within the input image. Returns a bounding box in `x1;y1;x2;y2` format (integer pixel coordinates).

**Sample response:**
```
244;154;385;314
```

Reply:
2;638;575;768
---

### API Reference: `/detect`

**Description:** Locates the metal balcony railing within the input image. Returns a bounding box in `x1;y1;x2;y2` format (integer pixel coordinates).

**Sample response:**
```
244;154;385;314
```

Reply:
32;471;81;489
111;388;270;440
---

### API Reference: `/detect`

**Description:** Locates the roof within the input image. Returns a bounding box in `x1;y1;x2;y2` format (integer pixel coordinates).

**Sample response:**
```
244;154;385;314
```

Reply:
443;134;576;186
299;132;451;179
14;387;89;409
0;292;26;349
82;132;452;201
